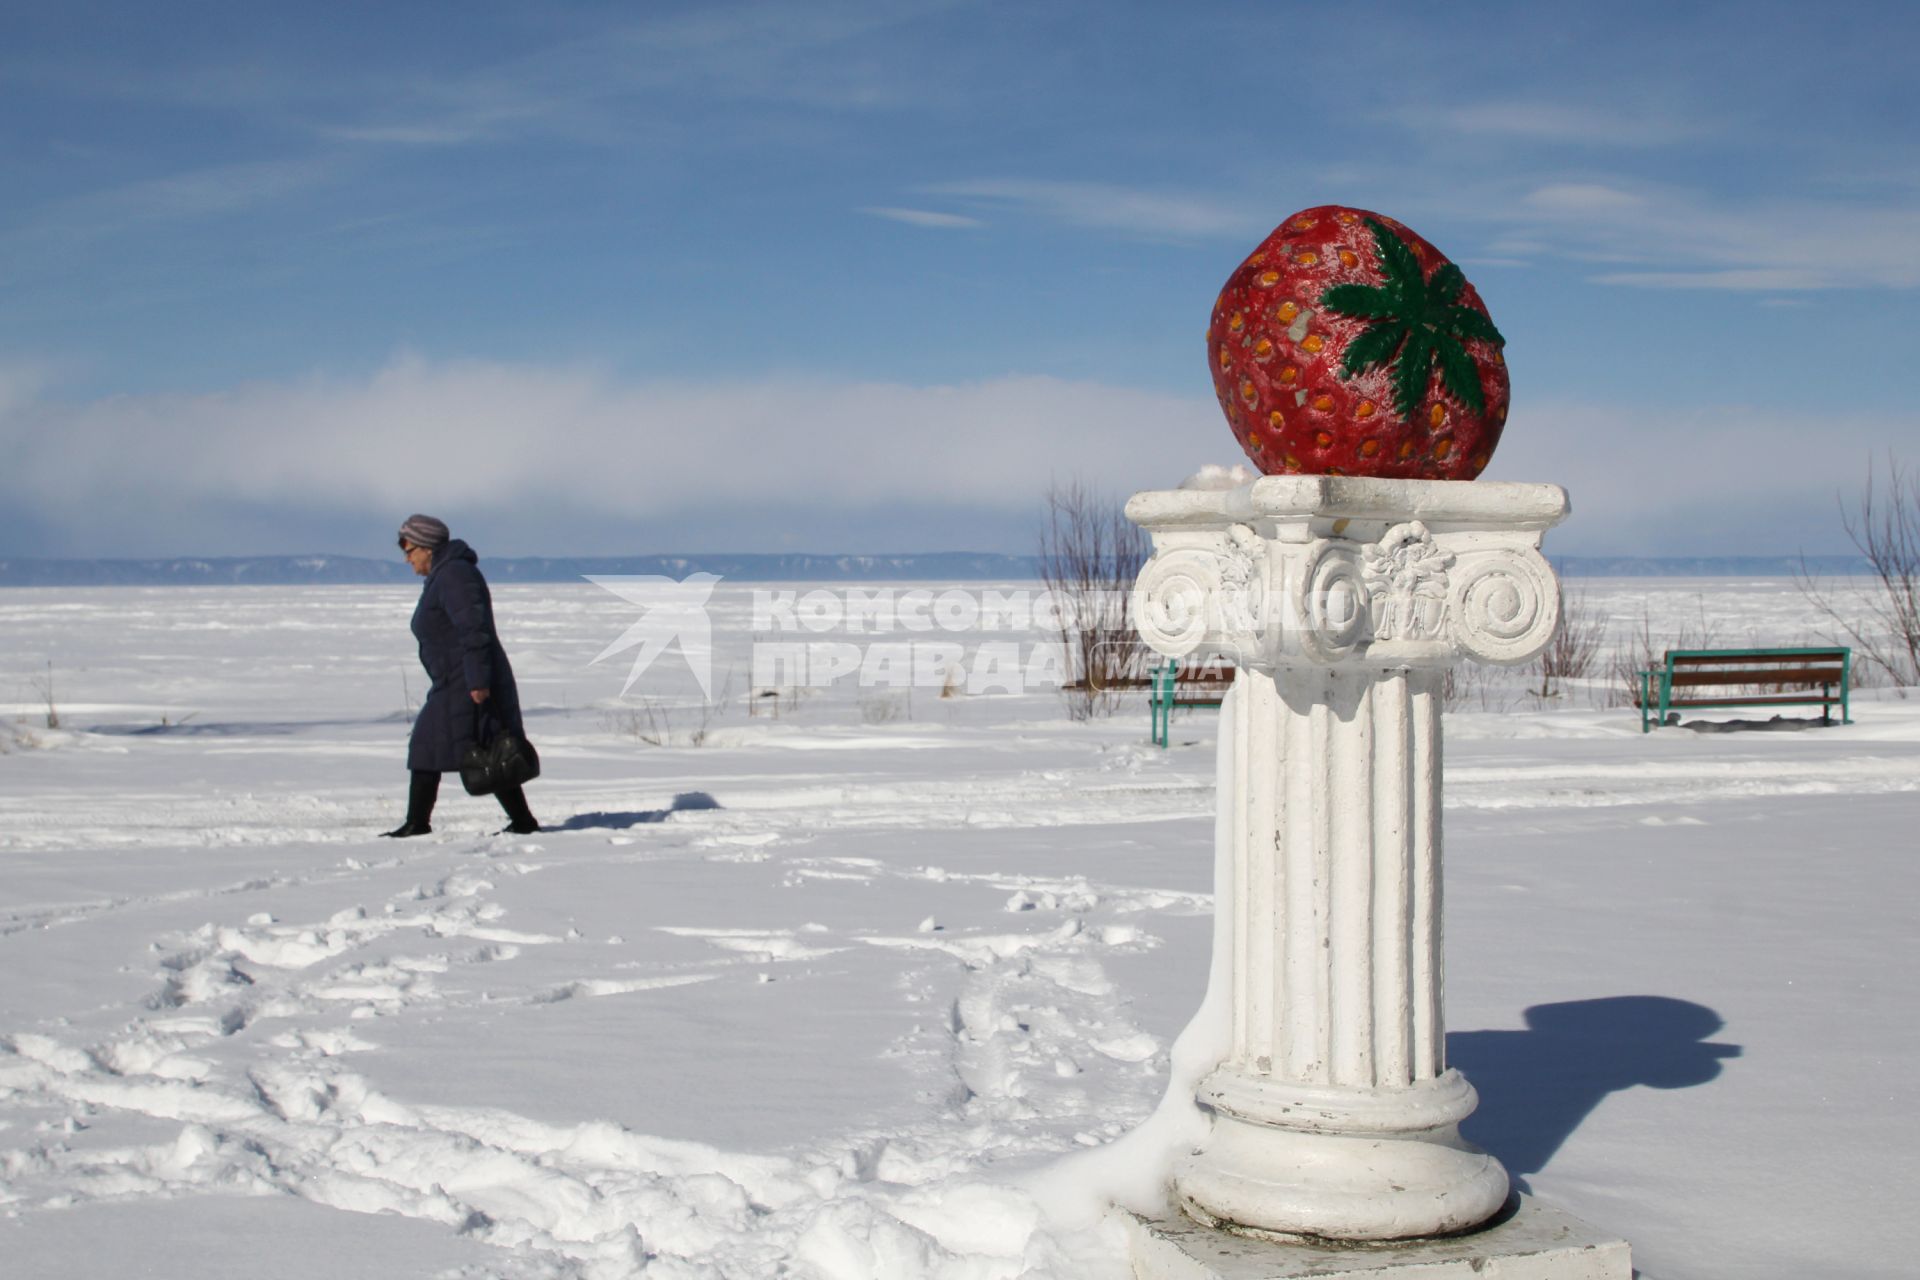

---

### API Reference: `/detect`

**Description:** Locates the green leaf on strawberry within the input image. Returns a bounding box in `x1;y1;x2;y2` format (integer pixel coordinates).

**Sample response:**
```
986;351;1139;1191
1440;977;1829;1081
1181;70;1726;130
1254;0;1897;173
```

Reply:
1321;218;1507;420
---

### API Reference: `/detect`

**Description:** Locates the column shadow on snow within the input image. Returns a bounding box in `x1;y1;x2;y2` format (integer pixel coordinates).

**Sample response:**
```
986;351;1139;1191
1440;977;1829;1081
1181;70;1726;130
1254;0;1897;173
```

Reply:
1449;995;1742;1192
555;791;721;830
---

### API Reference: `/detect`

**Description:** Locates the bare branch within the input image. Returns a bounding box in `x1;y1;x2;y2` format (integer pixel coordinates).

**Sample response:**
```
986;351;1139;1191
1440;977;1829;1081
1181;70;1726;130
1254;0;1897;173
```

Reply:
1036;478;1149;720
1797;451;1920;686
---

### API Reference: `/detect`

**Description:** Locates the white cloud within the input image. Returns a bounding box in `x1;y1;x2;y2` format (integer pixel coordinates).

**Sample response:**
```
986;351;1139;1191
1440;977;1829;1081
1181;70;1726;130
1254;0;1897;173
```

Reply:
3;359;1906;558
1486;397;1917;555
0;158;344;270
1481;180;1920;291
1402;101;1710;148
0;358;1221;553
317;122;501;147
925;179;1260;241
1590;268;1833;291
1522;183;1647;213
305;3;972;150
859;206;985;229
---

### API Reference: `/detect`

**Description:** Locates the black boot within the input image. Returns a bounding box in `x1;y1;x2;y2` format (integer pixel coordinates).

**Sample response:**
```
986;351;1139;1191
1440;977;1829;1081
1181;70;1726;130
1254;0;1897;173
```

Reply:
496;783;539;835
383;771;440;837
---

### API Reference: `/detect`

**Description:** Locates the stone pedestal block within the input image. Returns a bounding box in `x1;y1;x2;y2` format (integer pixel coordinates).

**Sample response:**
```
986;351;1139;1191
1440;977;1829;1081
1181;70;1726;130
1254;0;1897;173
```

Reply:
1126;1196;1631;1279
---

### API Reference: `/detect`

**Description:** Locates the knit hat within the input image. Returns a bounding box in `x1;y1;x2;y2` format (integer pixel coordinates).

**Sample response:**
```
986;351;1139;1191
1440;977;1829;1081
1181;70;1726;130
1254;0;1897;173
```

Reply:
397;514;450;550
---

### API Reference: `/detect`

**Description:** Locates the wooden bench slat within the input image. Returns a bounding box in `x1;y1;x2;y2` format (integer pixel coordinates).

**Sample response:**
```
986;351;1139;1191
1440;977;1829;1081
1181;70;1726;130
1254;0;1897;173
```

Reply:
1646;693;1844;710
1668;650;1846;666
1078;665;1234;694
1667;667;1845;688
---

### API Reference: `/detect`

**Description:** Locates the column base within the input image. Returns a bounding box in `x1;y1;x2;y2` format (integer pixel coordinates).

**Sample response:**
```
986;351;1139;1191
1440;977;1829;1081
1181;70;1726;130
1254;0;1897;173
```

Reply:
1126;1195;1631;1280
1174;1071;1509;1241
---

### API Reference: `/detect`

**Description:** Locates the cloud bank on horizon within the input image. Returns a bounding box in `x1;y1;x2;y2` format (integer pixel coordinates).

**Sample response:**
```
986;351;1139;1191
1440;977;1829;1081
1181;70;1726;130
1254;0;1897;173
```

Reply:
0;0;1915;558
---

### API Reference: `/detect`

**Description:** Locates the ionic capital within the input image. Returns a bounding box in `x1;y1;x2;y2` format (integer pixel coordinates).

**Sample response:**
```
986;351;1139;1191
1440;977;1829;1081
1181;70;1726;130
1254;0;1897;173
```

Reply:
1127;477;1568;671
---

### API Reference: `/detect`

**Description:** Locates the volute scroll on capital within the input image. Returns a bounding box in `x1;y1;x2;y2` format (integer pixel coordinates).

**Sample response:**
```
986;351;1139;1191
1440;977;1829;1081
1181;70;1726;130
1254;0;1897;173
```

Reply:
1130;523;1268;664
1444;544;1561;665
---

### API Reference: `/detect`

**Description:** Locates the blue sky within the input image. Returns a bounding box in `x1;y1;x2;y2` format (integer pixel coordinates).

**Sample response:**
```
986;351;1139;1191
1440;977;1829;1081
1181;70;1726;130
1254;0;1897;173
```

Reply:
1;0;1915;558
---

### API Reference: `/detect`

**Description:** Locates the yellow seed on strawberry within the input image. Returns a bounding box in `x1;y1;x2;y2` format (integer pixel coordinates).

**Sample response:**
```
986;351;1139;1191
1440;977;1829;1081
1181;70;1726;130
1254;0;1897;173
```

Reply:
1429;403;1447;429
1301;334;1324;353
1399;440;1416;460
1284;454;1302;470
1257;270;1280;287
1434;437;1454;460
1218;347;1231;370
1269;410;1284;429
1276;301;1300;323
1280;366;1299;384
1355;399;1375;419
1296;251;1319;266
1291;216;1316;231
1312;394;1333;412
1314;431;1333;448
1253;337;1274;360
1338;250;1358;268
1239;380;1257;406
1229;312;1245;333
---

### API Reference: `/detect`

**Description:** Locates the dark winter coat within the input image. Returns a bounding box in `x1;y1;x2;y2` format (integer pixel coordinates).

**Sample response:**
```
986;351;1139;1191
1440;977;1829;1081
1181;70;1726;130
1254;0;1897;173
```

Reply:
407;539;525;772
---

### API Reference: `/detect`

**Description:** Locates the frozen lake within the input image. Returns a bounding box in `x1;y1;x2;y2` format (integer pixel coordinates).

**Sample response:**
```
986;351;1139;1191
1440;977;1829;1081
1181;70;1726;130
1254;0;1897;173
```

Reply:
1;579;1915;1279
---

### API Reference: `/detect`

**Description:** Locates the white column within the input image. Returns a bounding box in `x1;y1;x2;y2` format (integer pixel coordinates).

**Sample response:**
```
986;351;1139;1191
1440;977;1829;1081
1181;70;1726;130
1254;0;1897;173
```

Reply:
1130;476;1567;1243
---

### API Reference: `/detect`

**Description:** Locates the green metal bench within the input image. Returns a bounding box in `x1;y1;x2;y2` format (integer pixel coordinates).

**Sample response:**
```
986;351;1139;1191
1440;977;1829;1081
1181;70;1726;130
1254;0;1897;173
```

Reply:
1638;647;1852;733
1151;660;1233;747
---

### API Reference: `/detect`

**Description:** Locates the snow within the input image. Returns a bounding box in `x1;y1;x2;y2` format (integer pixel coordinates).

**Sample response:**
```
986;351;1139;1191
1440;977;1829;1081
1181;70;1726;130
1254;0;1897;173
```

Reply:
2;580;1917;1278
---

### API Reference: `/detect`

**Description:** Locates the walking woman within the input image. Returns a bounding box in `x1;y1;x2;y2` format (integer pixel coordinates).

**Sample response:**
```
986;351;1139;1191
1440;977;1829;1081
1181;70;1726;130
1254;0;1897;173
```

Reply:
385;514;540;837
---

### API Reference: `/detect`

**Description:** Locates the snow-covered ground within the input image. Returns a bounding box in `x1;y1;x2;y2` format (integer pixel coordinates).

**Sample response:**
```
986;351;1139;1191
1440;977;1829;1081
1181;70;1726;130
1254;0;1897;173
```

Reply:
1;579;1915;1279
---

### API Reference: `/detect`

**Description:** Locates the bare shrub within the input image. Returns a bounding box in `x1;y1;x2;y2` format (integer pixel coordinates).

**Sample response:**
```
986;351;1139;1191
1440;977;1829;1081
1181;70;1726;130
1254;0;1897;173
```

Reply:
29;660;58;730
1037;478;1149;720
1605;606;1656;709
1605;596;1726;709
604;699;672;745
859;693;906;725
1530;583;1605;700
1798;452;1920;686
607;670;734;745
750;679;809;718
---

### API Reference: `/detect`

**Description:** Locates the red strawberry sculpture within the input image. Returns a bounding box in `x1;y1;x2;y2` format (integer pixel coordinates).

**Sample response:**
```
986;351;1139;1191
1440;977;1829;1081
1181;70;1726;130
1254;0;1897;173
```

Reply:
1209;206;1508;481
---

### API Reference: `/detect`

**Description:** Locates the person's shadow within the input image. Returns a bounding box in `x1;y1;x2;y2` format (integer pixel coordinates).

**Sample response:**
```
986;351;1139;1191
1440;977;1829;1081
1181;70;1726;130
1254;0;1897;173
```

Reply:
1450;996;1741;1191
556;791;722;831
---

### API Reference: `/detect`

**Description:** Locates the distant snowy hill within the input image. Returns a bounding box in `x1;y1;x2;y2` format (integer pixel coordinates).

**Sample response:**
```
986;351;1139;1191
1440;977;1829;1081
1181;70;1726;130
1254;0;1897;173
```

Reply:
0;552;1874;586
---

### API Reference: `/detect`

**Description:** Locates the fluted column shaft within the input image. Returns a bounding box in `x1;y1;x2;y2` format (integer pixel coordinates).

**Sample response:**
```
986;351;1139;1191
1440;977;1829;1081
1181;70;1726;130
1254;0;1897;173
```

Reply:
1225;666;1443;1090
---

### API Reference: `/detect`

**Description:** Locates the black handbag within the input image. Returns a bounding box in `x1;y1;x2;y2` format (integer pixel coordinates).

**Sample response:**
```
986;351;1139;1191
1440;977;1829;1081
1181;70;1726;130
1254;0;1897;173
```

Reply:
460;707;541;796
